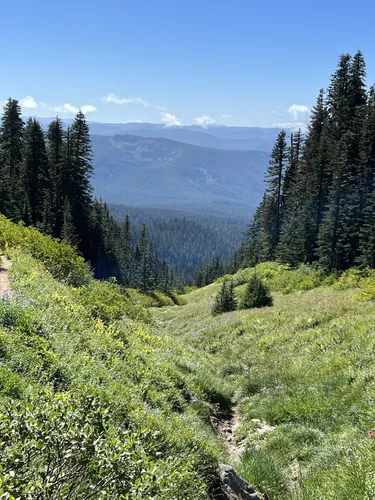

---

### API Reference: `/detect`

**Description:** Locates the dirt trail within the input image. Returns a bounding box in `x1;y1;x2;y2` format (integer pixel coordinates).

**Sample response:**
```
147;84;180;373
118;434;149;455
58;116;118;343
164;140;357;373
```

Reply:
210;406;245;460
0;256;12;297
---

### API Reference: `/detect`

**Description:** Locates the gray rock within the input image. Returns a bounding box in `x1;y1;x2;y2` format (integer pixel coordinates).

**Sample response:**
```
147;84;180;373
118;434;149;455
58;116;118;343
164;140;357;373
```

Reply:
219;464;260;500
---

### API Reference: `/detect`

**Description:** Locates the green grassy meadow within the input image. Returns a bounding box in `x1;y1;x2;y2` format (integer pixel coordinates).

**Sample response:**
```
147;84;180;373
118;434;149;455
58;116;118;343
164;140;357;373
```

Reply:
2;215;375;498
153;265;375;499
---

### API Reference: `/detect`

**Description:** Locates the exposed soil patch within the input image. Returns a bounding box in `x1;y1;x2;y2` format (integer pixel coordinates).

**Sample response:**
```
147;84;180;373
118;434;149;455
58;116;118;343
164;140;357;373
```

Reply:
0;256;11;297
210;405;245;460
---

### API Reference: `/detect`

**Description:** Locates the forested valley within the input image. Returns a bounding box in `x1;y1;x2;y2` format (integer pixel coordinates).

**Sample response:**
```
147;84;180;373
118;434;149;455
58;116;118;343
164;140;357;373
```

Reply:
4;50;375;500
110;204;247;282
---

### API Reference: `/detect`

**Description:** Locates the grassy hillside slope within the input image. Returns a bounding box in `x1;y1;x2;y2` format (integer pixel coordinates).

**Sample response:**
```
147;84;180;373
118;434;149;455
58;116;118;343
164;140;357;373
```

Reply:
4;215;375;499
152;264;375;499
0;216;227;499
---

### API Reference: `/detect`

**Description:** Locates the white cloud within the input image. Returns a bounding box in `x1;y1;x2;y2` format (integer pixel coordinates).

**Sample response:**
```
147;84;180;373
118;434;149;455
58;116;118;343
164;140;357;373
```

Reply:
220;114;232;119
101;93;167;111
160;112;181;127
51;103;78;115
271;121;308;132
80;104;97;114
194;115;216;127
20;96;38;109
49;103;96;115
287;104;309;121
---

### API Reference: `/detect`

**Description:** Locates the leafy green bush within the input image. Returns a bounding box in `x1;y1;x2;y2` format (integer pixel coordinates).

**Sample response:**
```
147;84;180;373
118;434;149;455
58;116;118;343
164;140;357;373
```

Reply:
74;280;151;323
231;262;331;295
212;279;237;315
0;392;212;499
0;215;91;286
239;274;273;309
353;270;375;301
147;290;175;307
332;268;371;290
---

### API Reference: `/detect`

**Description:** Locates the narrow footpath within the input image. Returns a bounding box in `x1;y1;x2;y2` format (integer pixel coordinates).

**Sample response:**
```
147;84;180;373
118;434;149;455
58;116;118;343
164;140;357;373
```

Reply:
0;256;12;297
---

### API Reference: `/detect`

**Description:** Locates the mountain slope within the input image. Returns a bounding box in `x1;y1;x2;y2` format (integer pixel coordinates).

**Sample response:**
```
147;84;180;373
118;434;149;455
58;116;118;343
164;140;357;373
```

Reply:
91;134;269;216
0;215;225;498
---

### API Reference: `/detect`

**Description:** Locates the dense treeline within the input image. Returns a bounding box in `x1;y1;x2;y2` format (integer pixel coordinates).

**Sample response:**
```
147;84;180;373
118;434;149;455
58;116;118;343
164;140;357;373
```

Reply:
243;51;375;270
110;204;247;282
0;99;175;291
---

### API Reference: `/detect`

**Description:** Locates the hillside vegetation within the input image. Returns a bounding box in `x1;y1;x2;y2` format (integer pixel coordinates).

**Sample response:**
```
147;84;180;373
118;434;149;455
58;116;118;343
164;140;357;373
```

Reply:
0;216;227;499
153;262;375;499
3;215;375;498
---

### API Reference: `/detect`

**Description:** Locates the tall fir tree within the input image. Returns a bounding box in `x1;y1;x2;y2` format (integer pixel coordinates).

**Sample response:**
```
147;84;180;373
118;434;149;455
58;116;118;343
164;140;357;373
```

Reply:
260;130;289;259
0;99;24;220
23;118;50;227
61;197;79;247
69;111;93;253
357;86;375;266
46;118;66;236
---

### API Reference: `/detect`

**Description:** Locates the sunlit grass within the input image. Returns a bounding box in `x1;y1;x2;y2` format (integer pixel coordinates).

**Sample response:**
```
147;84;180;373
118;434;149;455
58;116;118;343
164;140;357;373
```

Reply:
153;265;375;499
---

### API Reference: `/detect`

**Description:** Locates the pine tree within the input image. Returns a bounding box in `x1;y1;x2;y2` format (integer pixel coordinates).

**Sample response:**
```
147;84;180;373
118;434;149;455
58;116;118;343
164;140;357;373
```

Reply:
276;130;305;263
318;53;367;269
69;111;93;252
260;130;289;259
239;274;273;309
23;118;49;226
212;279;237;315
357;86;375;266
0;99;24;220
243;201;263;267
46;118;66;236
317;135;354;269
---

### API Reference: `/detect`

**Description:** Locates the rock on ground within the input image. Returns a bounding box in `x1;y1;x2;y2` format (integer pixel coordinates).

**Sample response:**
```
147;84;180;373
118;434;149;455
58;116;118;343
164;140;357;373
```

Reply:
217;464;260;500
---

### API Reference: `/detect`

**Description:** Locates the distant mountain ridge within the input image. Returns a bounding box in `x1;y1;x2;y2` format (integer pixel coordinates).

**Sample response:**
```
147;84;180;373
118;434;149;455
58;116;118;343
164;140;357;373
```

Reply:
91;133;269;217
31;118;283;151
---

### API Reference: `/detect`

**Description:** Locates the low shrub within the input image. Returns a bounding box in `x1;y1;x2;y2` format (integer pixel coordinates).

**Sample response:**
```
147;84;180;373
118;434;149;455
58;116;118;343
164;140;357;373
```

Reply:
0;216;91;286
332;268;371;290
232;262;331;295
148;290;175;307
353;270;375;301
75;281;152;323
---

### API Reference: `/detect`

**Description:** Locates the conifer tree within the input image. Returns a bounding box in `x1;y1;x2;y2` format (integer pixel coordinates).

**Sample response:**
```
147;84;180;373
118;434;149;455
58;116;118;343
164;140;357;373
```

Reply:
357;86;375;266
69;111;93;252
212;279;237;315
239;274;273;309
0;99;24;220
46;118;66;236
23;118;49;227
243;202;263;267
276;130;305;263
318;54;367;269
260;130;289;259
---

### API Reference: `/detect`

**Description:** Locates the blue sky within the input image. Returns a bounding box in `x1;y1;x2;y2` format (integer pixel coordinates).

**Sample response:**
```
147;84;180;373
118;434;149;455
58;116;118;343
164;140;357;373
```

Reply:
2;0;375;127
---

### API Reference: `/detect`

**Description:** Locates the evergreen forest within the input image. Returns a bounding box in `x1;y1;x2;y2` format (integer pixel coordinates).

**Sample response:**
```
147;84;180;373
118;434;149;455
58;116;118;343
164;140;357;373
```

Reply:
243;51;375;271
0;101;175;292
